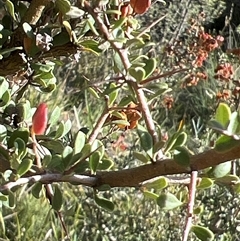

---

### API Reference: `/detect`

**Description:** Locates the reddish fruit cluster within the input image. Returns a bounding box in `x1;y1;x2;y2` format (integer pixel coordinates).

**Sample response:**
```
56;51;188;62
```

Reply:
192;32;224;67
32;103;48;135
130;0;151;15
216;90;231;100
163;96;174;109
184;72;207;87
214;63;234;81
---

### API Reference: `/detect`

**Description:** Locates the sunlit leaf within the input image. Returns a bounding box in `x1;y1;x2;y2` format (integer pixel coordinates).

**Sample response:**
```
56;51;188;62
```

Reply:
144;177;168;190
5;0;16;21
191;225;214;241
209;161;231;178
197;177;214;189
74;131;86;154
215;103;231;128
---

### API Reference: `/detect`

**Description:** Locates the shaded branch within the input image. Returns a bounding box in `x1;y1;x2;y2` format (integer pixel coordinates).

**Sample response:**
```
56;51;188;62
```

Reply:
0;42;79;76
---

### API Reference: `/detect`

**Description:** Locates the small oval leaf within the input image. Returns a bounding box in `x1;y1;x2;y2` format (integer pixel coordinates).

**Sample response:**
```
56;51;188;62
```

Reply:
94;194;114;212
191;225;214;241
157;193;182;210
52;185;63;211
215;103;231;128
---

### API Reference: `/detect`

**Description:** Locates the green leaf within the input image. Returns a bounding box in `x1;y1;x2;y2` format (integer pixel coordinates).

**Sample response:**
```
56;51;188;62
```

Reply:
215;135;240;152
129;67;146;81
227;111;240;135
144;177;168;190
143;58;157;79
66;6;85;18
215;103;231;128
8;190;15;208
0;124;7;141
171;132;187;149
113;52;125;72
62;146;73;169
91;140;105;160
108;83;119;107
209;161;231;178
74;131;86;154
97;158;114;170
94;194;114;212
164;132;179;153
133;151;149;163
5;0;16;21
56;0;71;14
173;146;190;167
22;22;34;38
193;206;204;215
52;185;63;211
89;151;101;173
112;17;128;30
17;158;33;176
32;182;43;199
88;87;100;98
48;106;61;128
0;90;11;107
216;175;239;184
40;140;64;154
191;225;214;241
197;177;214;189
79;40;102;54
157;193;182;210
0;194;7;202
47;155;64;172
233;183;240;194
14;138;27;160
208;119;225;131
54;122;65;139
63;119;72;136
137;125;153;158
0;77;9;98
8;127;29;148
143;190;159;200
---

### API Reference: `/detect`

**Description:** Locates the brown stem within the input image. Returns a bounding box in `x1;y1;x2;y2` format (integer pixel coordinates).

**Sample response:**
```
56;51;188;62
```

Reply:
1;143;240;190
131;81;159;144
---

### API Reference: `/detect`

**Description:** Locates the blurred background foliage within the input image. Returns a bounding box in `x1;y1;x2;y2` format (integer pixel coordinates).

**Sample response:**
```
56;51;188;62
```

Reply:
2;0;240;240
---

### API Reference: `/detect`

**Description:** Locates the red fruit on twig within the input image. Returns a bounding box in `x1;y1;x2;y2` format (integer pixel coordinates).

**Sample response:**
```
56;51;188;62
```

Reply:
130;0;151;14
32;103;48;135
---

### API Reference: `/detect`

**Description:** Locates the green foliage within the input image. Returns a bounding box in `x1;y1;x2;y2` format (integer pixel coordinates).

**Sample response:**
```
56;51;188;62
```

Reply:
1;0;240;240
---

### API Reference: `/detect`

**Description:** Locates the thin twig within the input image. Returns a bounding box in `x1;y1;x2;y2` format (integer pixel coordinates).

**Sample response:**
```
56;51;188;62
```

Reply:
87;96;109;145
141;68;189;85
136;15;167;39
182;171;198;241
83;2;131;71
0;174;97;192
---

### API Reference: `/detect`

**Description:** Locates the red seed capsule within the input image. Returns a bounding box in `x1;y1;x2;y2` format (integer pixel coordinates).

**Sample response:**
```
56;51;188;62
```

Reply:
32;103;48;135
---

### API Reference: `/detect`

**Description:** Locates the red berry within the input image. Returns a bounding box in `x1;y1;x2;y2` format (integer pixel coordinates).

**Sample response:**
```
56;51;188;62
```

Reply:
32;103;48;135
